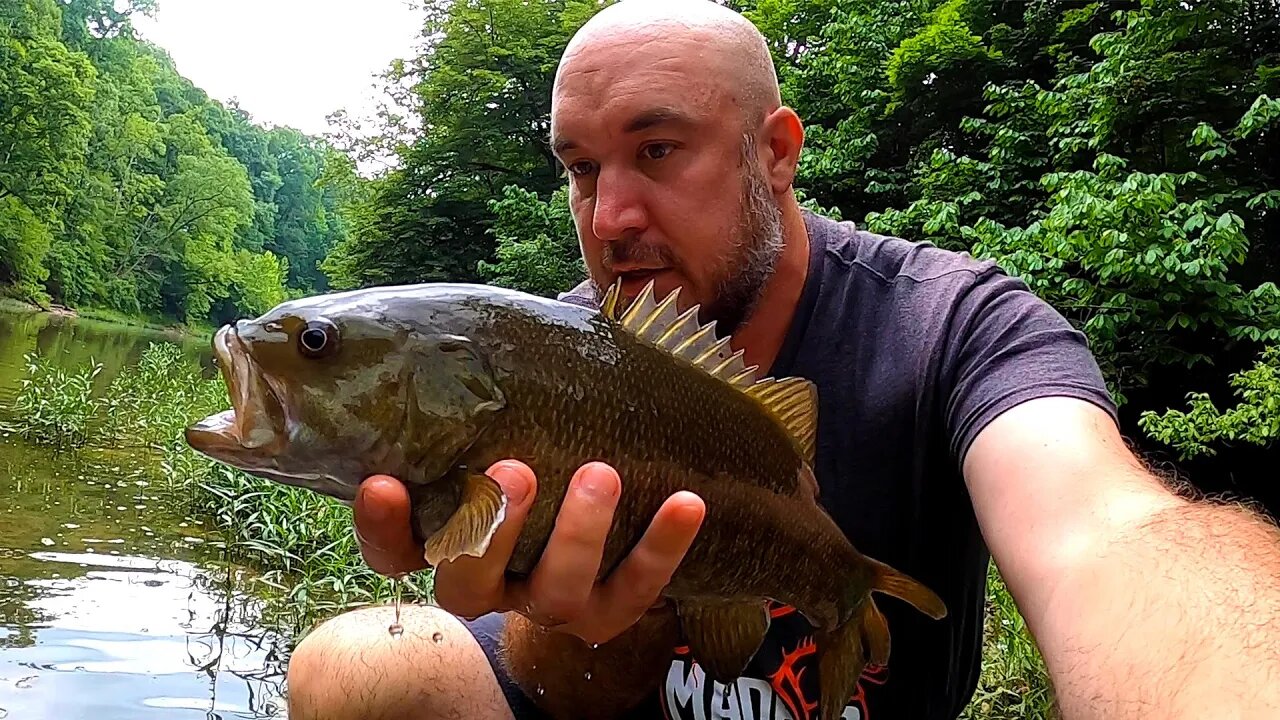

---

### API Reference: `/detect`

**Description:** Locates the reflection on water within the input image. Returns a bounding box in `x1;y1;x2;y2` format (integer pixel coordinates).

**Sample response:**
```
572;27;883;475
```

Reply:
0;552;287;719
0;309;288;719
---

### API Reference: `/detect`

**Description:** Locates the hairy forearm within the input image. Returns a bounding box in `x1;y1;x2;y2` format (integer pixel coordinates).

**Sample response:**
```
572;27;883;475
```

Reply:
1035;482;1280;719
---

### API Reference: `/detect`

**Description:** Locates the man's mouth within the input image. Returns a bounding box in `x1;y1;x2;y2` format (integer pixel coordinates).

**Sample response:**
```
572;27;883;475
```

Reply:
185;324;285;457
615;268;670;295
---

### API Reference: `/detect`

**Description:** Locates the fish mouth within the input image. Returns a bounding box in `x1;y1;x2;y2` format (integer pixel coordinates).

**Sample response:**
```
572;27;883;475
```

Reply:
185;324;288;462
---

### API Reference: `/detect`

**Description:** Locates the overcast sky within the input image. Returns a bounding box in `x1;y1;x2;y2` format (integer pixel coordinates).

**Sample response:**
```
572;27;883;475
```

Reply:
131;0;424;139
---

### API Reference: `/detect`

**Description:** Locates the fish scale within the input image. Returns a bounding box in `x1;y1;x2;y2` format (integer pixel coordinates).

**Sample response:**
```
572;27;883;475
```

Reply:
185;279;948;720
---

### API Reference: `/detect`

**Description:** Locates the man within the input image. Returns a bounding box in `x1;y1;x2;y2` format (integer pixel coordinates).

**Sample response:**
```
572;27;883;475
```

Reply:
285;1;1280;719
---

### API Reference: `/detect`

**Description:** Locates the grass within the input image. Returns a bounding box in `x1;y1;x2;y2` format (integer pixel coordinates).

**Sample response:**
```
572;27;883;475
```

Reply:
961;564;1058;720
7;342;1057;717
0;297;41;314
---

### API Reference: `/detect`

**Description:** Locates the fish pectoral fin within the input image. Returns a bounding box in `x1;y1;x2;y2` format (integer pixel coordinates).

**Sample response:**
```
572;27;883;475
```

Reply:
676;599;771;683
422;472;508;566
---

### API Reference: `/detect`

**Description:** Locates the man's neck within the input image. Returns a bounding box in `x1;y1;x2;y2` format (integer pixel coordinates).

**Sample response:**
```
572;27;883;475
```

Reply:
732;197;811;375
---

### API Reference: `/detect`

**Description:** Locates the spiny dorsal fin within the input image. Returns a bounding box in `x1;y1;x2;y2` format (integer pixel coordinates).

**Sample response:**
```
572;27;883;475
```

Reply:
599;278;625;320
601;278;819;463
745;377;818;464
604;278;759;390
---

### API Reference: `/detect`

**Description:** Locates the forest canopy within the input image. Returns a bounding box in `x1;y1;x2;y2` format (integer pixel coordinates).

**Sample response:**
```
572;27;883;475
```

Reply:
2;0;1277;488
321;0;1280;481
1;0;351;326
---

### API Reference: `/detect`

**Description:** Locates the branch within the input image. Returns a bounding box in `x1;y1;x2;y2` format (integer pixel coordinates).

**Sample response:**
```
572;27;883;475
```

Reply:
0;178;36;215
468;160;517;175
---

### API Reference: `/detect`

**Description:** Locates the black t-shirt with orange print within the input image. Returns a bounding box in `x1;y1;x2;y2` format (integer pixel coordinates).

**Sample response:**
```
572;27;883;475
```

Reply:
658;600;887;720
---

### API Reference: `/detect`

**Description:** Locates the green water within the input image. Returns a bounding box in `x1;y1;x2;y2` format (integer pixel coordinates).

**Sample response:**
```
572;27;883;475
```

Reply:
0;309;289;719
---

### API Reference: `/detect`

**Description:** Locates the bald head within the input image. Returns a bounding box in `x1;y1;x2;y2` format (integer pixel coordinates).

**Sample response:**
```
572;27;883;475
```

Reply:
549;0;807;337
555;0;782;130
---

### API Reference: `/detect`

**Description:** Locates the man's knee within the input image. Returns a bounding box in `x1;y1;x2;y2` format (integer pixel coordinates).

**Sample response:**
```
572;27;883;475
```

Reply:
286;603;515;720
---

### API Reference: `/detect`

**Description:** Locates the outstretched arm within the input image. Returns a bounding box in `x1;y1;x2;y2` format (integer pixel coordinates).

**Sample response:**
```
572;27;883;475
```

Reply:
964;396;1280;719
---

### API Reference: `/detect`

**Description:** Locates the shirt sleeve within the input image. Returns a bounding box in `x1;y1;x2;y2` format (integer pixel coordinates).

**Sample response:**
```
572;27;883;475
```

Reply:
556;278;599;309
940;267;1119;467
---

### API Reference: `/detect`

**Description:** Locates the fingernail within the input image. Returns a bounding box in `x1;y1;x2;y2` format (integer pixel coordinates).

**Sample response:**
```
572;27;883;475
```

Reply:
360;483;392;522
578;463;618;500
492;466;530;505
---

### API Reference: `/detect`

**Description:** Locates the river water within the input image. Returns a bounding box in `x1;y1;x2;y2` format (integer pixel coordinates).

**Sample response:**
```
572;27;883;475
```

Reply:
0;309;290;719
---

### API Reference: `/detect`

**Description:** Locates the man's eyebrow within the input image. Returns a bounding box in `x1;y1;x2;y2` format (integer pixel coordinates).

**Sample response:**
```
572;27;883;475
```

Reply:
551;136;577;155
551;107;695;156
624;107;693;133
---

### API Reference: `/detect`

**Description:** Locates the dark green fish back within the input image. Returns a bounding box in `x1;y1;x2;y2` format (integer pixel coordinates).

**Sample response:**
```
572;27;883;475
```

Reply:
482;306;808;493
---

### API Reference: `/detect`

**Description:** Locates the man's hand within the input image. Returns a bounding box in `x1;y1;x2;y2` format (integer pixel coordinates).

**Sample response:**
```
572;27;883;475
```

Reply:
353;460;706;646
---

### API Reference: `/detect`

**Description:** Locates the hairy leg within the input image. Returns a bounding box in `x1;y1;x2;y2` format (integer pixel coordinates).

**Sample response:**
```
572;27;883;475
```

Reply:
286;604;518;720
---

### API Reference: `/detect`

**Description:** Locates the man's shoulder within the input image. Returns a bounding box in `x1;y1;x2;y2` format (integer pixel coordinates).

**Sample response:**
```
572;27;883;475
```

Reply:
557;279;598;309
804;210;1005;298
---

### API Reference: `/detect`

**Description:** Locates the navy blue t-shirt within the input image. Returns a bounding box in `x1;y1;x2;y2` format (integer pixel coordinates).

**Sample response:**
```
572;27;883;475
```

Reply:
481;210;1118;720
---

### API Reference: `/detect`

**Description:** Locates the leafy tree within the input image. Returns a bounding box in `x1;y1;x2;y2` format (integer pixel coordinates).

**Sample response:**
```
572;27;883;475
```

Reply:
478;185;583;297
1141;344;1280;459
737;0;1280;455
0;0;95;302
0;0;355;324
322;0;612;290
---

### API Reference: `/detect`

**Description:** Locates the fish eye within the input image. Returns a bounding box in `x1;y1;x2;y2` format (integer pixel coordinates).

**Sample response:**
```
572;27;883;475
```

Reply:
298;320;338;358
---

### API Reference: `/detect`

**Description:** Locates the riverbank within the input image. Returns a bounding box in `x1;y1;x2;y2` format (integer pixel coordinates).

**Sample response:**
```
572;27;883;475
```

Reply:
0;297;42;315
1;337;433;638
0;291;213;340
76;306;215;339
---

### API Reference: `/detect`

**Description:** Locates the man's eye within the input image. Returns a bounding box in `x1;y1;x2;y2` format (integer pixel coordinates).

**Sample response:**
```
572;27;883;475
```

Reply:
567;160;595;176
643;143;674;160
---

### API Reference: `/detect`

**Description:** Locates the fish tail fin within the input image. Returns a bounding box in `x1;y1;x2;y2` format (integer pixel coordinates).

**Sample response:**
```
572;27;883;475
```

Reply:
816;599;885;720
865;557;948;621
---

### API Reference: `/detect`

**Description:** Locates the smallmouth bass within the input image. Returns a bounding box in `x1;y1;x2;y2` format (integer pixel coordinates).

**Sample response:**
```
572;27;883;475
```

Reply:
185;279;947;720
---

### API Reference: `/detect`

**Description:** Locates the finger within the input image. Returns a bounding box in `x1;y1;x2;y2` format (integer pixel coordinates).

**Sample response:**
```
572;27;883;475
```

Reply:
525;461;620;625
577;490;704;644
354;475;427;577
432;460;537;619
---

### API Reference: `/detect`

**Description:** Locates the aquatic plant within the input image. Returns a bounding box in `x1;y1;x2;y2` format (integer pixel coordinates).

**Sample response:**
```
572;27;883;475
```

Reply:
95;343;227;449
9;342;433;637
11;352;103;449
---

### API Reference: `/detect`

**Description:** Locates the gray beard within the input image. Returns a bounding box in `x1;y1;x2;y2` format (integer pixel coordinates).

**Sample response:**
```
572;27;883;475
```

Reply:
591;134;784;337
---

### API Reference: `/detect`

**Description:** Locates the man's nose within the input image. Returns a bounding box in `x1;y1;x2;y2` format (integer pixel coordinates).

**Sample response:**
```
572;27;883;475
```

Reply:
591;167;647;241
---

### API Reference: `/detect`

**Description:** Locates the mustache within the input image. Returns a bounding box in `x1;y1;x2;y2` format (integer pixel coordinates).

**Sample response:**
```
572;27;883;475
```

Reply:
601;235;678;273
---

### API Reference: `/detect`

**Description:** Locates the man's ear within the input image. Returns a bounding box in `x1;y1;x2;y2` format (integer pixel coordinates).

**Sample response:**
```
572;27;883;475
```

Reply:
758;106;805;195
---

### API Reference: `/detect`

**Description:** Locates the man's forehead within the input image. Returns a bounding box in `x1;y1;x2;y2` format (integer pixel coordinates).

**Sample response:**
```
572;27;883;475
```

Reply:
556;33;712;96
551;43;727;148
